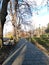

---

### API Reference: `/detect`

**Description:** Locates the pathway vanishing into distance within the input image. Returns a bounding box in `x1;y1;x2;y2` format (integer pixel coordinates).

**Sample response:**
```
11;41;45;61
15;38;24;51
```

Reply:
2;38;49;65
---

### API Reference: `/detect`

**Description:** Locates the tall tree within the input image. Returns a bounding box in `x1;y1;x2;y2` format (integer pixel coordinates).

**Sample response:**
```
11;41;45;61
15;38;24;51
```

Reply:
1;0;10;44
10;0;18;42
0;0;18;44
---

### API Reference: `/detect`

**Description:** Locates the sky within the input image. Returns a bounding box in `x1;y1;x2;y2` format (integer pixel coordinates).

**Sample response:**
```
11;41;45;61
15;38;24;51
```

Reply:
18;0;49;28
32;6;49;28
0;0;49;35
29;0;49;28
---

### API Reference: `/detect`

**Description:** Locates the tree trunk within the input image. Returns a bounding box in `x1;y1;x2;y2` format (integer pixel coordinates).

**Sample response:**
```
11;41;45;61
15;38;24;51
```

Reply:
10;0;18;41
1;0;10;45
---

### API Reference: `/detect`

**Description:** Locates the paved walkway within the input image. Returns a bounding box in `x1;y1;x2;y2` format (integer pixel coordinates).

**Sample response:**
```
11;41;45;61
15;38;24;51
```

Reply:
2;39;49;65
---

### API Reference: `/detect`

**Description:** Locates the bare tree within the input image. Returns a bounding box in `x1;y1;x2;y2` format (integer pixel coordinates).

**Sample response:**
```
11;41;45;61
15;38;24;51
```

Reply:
0;0;18;44
9;0;16;42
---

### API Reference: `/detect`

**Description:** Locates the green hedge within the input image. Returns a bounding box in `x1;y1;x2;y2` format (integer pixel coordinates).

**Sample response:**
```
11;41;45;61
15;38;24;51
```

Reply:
34;37;49;50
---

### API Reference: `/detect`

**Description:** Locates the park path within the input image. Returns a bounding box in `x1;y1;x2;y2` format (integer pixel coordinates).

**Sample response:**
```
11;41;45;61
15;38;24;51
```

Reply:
2;38;49;65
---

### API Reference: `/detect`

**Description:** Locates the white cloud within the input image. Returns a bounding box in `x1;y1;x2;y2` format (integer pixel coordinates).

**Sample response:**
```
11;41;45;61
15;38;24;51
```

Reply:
35;0;47;6
32;14;49;28
23;0;47;6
